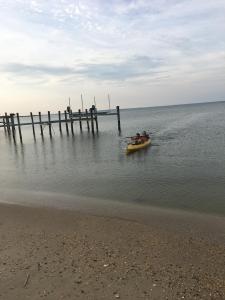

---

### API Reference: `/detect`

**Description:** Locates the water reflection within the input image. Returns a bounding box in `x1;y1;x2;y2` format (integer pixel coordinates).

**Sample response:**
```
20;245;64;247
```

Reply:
70;135;77;158
40;136;48;170
6;135;26;169
49;137;56;165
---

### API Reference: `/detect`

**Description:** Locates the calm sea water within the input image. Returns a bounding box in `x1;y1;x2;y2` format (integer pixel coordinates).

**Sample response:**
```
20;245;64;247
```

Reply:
0;101;225;216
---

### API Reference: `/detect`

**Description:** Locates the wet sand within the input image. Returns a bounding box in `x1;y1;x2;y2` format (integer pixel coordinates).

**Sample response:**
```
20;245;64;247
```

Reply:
0;203;225;300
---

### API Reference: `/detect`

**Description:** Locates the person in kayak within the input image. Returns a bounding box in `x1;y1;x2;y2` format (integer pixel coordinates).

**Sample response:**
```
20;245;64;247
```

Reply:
141;131;149;142
131;133;142;144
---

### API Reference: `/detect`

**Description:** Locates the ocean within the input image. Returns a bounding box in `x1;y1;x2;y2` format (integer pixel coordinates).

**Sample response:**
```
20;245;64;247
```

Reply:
0;101;225;216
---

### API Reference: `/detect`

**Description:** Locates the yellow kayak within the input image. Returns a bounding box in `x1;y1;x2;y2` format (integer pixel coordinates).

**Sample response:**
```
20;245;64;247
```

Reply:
126;139;151;154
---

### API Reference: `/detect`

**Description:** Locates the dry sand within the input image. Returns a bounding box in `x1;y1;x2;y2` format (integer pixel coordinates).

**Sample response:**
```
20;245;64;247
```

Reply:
0;203;225;300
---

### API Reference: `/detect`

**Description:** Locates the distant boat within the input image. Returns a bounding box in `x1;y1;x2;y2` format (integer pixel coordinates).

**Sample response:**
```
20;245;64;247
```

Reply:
95;110;110;116
70;108;114;117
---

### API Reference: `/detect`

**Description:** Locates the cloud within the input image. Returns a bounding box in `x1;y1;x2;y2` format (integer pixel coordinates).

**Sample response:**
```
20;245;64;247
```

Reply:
2;63;75;76
1;56;163;81
78;56;162;80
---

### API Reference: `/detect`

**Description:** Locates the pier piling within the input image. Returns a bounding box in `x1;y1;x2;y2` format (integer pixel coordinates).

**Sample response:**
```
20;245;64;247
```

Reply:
58;111;62;133
85;109;90;131
48;111;52;137
70;110;74;135
94;106;99;132
90;108;94;134
30;112;36;139
5;113;11;135
116;106;121;132
64;110;69;135
10;113;16;140
38;112;44;137
78;109;82;131
16;113;23;143
3;118;6;133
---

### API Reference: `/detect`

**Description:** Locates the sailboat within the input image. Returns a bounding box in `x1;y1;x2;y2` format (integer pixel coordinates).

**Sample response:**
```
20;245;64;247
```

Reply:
95;94;112;115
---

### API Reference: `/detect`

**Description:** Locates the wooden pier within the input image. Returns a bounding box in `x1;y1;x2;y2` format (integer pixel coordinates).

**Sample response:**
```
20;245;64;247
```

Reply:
0;105;121;142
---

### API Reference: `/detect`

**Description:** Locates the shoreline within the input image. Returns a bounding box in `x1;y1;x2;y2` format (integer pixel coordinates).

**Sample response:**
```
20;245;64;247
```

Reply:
1;188;225;243
0;202;225;299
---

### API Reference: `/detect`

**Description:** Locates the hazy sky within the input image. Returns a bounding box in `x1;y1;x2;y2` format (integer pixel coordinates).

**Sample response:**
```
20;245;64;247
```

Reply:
0;0;225;113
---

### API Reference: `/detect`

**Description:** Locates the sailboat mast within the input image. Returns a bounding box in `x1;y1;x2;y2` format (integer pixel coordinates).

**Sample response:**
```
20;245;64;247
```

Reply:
67;97;71;113
81;94;84;112
108;94;111;111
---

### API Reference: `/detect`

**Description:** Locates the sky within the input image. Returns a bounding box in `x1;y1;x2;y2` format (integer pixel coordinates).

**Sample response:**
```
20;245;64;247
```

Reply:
0;0;225;113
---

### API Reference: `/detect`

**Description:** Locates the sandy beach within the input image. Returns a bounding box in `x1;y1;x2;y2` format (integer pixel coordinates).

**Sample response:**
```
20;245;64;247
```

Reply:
0;203;225;300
